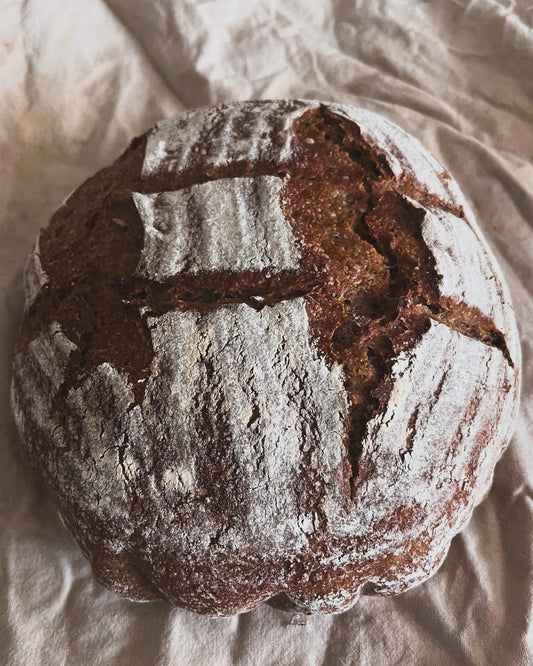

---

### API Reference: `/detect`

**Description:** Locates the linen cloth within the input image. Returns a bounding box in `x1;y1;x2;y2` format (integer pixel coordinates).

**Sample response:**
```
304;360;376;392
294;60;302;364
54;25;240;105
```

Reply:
1;1;532;663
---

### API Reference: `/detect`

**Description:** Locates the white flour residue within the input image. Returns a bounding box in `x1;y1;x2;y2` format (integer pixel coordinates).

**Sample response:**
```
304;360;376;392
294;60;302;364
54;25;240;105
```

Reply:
339;320;516;566
23;238;49;311
11;323;76;456
143;299;349;555
141;101;304;178
421;206;497;315
133;176;300;280
61;363;145;547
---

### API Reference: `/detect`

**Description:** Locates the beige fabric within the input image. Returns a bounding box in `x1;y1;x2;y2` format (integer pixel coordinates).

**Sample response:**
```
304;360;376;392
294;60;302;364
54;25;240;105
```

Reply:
1;1;532;663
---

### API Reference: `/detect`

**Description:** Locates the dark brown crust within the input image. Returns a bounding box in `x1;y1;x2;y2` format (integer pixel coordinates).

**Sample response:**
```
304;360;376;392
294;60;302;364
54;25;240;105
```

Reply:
12;101;518;615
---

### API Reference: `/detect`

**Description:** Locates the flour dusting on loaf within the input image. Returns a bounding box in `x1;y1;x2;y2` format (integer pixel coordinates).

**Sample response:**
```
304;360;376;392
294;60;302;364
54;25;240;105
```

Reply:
133;176;299;280
12;100;520;616
142;101;305;179
142;300;348;553
23;239;49;311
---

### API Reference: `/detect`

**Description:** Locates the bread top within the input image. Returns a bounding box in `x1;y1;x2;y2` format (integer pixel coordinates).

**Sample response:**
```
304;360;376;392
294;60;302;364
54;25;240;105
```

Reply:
12;100;520;614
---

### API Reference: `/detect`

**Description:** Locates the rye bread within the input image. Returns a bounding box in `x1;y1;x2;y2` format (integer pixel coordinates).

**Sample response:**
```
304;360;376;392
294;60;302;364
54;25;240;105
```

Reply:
12;100;520;615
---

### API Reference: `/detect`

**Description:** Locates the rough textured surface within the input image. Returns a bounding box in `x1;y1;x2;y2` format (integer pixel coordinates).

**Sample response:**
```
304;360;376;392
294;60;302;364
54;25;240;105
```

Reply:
11;100;520;616
133;176;300;280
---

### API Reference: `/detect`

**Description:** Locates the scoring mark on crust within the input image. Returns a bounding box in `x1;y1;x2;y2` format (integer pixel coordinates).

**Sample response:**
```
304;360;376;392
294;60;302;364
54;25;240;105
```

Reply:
277;105;513;497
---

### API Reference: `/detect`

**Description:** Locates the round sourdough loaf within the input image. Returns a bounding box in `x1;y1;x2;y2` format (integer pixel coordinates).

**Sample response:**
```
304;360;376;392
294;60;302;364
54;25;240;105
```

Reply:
12;100;520;615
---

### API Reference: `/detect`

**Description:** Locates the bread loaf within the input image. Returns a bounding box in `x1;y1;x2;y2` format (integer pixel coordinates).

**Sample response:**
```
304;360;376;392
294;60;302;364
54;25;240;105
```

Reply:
11;100;520;615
